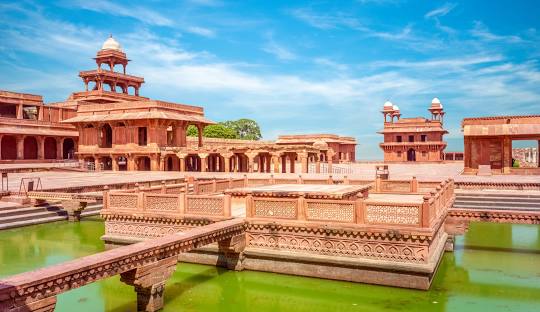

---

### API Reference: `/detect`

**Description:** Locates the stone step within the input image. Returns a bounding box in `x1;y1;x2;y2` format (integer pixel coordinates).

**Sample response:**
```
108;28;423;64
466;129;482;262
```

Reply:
0;216;67;231
0;210;67;225
0;206;63;218
452;204;540;212
454;200;540;208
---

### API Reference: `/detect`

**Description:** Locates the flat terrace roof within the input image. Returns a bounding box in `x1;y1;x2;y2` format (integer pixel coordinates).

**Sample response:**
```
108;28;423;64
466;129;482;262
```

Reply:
226;183;370;199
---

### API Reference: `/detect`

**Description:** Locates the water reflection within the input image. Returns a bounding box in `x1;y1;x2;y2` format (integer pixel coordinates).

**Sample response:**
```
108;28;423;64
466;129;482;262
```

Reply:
0;219;539;312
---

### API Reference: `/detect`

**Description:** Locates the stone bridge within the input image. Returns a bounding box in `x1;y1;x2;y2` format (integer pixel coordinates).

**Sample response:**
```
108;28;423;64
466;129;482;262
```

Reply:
0;218;246;312
27;191;101;221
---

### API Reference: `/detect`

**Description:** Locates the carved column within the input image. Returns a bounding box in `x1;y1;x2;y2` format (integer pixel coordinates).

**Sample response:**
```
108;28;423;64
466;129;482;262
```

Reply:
37;137;45;160
16;104;23;119
299;152;308;174
199;153;208;172
222;153;233;173
271;153;281;173
289;154;296;173
56;138;63;160
217;234;246;271
127;155;136;171
112;156;119;171
246;152;257;173
120;256;177;312
16;136;24;160
177;153;186;172
196;124;203;147
150;155;160;171
94;157;101;171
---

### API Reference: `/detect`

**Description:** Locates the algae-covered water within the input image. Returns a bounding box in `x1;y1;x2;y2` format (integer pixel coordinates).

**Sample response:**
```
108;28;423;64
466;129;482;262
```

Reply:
1;217;539;312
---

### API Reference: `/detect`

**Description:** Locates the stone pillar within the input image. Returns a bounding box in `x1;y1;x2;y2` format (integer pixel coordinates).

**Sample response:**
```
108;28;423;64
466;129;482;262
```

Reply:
502;137;512;174
177;153;186;172
151;155;160;171
16;104;23;119
281;156;287;173
16;136;24;160
94;157;101;171
271;154;280;173
38;137;45;160
56;138;63;160
159;156;165;171
197;124;203;147
120;256;177;312
112;156;119;171
127;156;136;171
223;153;232;173
300;152;308;174
217;234;246;271
289;155;295;173
199;153;208;172
246;153;256;173
315;160;321;174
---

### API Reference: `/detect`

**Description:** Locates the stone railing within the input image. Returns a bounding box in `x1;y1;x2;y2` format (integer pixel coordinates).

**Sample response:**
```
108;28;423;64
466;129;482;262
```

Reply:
245;179;455;228
193;178;245;195
0;219;246;312
104;191;231;218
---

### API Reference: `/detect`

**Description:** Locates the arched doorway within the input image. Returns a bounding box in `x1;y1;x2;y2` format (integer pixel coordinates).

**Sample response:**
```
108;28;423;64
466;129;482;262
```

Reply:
100;124;113;148
44;137;57;159
117;156;128;171
63;138;75;159
166;156;174;171
101;156;113;170
1;136;17;160
407;148;416;162
185;155;201;172
23;137;38;159
137;157;151;171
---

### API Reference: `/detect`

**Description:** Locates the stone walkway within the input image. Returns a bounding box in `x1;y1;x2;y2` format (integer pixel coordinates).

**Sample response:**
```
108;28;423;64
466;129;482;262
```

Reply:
0;162;538;193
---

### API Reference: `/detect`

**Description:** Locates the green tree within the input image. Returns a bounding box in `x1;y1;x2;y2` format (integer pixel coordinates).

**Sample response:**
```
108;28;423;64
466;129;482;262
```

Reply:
222;119;262;140
186;124;238;139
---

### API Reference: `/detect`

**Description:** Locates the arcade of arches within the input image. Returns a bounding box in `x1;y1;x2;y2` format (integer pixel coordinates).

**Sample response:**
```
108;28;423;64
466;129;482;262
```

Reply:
0;135;76;161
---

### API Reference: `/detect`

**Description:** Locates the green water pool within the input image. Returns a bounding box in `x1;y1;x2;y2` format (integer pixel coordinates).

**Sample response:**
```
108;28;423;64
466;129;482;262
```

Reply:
0;217;539;312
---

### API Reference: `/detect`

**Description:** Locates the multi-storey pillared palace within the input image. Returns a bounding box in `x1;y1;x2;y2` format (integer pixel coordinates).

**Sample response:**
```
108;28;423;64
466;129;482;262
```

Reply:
379;98;448;162
0;37;356;172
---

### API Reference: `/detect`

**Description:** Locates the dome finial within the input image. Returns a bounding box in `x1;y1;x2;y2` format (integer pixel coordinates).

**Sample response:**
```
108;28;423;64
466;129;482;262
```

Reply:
101;35;122;51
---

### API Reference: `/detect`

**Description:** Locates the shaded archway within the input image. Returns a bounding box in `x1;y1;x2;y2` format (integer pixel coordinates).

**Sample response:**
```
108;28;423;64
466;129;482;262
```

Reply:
185;154;201;172
100;124;113;148
407;148;416;162
101;156;113;170
137;156;151;171
117;156;128;171
23;137;38;159
1;136;17;160
63;138;75;159
44;137;57;159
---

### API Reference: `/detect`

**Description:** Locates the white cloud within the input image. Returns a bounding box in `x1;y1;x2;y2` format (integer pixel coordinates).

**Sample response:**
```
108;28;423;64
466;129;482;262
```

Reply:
186;26;216;38
425;3;457;19
262;40;296;60
71;0;173;26
470;21;523;43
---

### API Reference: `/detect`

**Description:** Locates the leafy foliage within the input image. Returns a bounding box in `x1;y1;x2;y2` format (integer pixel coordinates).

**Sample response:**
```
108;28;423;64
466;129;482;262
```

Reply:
187;119;262;140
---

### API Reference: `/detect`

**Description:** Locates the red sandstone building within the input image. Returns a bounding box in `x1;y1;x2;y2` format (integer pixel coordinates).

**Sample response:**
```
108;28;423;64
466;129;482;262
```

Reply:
379;98;448;162
462;115;540;175
0;91;78;162
0;37;355;173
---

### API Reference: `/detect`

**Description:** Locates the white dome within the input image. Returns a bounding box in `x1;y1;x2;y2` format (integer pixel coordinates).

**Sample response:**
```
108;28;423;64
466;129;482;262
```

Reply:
432;97;441;104
392;105;400;111
383;100;393;108
101;36;122;51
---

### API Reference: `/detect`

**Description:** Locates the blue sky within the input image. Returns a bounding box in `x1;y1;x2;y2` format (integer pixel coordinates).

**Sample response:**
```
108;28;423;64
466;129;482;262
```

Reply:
1;0;539;159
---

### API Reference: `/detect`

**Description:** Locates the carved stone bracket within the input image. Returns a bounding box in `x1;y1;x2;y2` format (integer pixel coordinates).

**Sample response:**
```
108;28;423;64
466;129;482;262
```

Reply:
217;234;246;271
120;256;177;312
61;200;88;222
1;296;57;312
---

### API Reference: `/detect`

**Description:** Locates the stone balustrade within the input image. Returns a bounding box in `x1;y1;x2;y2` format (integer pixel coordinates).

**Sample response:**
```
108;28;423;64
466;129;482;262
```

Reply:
0;218;246;312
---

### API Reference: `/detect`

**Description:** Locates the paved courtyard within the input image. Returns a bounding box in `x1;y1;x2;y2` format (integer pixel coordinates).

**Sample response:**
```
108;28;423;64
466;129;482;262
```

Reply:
0;162;538;192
